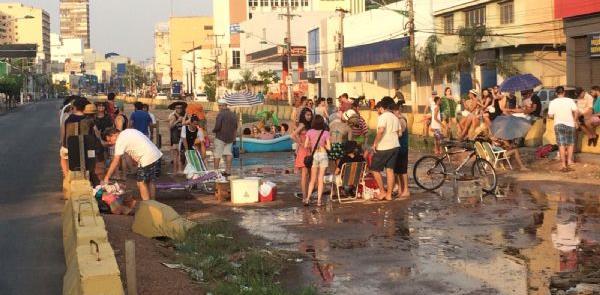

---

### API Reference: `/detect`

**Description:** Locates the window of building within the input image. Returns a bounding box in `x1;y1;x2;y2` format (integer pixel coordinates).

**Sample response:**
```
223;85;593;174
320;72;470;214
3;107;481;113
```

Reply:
260;0;269;6
273;0;279;6
443;14;454;34
301;0;308;6
308;28;320;65
465;6;485;27
232;50;241;68
500;1;514;24
204;25;213;30
291;0;299;6
248;0;258;7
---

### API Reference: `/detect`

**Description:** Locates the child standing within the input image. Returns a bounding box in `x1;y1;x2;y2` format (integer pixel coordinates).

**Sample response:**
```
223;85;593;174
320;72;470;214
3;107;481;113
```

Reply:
431;96;444;155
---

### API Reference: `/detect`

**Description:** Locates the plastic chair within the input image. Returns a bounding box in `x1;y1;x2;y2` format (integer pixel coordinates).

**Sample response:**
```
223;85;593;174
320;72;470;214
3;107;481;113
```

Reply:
482;142;512;170
328;161;367;203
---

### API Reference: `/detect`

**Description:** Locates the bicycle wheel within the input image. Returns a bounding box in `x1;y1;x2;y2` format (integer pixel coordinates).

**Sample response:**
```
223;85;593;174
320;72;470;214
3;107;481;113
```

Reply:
471;158;497;193
413;156;447;191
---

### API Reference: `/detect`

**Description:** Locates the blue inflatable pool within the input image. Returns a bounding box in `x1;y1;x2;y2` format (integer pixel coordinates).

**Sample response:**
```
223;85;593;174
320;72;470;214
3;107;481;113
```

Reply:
237;135;293;153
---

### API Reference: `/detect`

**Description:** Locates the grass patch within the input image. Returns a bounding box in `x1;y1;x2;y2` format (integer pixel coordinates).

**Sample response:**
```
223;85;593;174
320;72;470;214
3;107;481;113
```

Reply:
175;220;318;295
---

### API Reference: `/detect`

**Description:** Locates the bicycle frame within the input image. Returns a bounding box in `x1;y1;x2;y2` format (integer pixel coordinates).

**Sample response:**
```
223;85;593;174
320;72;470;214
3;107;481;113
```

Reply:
438;145;478;176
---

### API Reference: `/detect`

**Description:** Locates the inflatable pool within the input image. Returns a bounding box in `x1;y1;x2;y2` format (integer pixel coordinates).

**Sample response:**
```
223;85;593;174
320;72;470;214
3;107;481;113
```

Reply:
237;135;293;153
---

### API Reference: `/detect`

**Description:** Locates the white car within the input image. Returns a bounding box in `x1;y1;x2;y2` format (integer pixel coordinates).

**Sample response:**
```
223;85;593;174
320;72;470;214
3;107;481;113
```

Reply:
194;92;208;102
155;93;169;100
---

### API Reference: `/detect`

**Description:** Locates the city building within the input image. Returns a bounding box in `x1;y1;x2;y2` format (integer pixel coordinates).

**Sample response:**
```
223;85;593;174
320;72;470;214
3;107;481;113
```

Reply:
168;16;214;83
154;22;171;86
181;46;215;94
212;0;247;86
305;1;434;107
0;3;51;73
245;0;365;18
433;0;566;95
60;0;90;48
555;0;600;89
50;33;84;63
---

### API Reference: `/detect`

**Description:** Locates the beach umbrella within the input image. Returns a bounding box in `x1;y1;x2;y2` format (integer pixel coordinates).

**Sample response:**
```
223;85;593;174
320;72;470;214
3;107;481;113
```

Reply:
222;90;263;177
499;74;542;93
490;115;532;140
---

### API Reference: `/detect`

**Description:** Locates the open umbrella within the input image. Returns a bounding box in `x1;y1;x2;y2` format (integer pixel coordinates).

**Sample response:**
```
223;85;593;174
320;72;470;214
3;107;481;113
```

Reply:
223;90;263;177
499;74;542;93
168;101;188;110
490;115;532;140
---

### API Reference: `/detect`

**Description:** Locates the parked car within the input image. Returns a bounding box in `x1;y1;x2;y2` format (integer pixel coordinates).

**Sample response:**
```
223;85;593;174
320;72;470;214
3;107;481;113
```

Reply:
194;92;208;102
155;93;169;100
537;86;577;116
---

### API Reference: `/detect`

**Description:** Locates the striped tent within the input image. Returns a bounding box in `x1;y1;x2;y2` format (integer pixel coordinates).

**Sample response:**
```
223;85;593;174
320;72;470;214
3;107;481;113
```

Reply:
223;90;262;107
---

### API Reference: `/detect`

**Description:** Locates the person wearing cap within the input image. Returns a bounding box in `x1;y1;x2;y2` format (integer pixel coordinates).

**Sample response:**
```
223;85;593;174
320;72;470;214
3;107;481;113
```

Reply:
212;99;238;176
371;96;401;201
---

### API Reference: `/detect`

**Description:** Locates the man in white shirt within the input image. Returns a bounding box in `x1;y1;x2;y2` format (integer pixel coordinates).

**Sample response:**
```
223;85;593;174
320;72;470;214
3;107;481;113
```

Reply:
548;86;579;172
102;128;163;200
371;96;401;201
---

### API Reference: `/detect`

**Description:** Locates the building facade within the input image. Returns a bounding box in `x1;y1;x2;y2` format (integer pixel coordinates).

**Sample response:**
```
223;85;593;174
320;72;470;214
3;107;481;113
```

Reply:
168;16;214;83
555;0;600;89
60;0;90;48
50;33;84;63
245;0;364;18
433;0;566;94
0;3;51;73
154;22;171;86
212;0;248;85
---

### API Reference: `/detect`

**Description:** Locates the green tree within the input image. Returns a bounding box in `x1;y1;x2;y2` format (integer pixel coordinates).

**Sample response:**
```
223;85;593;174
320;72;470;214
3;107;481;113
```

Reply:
257;70;280;94
203;73;217;102
456;26;489;89
239;69;255;90
123;64;149;92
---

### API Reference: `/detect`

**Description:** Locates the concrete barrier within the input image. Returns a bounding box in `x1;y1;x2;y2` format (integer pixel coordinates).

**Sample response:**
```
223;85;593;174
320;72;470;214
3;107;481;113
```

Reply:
131;200;196;240
62;173;124;294
543;119;557;145
524;119;545;147
410;114;428;136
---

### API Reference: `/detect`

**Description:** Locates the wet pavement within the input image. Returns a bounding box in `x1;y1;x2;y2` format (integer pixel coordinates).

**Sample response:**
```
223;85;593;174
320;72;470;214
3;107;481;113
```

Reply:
229;164;600;294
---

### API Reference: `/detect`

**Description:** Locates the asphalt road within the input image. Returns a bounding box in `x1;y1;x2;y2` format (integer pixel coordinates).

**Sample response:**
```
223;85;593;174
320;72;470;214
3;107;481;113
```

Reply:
0;101;64;294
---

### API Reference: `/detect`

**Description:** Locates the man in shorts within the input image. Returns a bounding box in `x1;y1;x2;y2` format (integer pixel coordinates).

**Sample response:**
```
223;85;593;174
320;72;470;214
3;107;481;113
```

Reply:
102;128;163;200
548;86;579;172
370;96;400;201
212;99;238;176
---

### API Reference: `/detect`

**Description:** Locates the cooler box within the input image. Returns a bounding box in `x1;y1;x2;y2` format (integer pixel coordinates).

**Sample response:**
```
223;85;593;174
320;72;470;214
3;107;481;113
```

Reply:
259;181;277;202
231;178;260;204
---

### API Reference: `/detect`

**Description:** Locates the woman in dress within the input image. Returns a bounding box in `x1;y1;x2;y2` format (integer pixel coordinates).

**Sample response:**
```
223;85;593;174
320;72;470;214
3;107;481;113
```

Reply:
291;108;313;201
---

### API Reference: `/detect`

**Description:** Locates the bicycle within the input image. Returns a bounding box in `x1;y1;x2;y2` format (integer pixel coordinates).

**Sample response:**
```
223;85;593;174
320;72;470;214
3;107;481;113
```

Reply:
412;140;497;194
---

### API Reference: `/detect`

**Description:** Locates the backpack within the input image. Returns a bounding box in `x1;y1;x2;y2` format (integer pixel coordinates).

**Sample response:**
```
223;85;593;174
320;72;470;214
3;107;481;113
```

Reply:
535;144;558;159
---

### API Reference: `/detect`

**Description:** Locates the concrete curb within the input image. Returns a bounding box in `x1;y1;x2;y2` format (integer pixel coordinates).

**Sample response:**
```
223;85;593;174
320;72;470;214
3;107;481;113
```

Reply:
62;172;124;295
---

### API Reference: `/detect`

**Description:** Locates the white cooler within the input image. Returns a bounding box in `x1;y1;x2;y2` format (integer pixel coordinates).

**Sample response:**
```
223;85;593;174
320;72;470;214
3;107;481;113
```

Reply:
230;177;260;204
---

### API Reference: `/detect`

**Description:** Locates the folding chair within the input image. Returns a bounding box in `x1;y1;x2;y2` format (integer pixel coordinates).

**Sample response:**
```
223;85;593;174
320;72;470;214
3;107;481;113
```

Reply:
183;149;218;192
474;142;489;161
329;162;367;203
482;142;513;170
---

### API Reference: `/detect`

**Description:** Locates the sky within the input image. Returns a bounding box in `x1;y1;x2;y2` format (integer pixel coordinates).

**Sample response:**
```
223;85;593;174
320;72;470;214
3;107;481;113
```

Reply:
17;0;213;61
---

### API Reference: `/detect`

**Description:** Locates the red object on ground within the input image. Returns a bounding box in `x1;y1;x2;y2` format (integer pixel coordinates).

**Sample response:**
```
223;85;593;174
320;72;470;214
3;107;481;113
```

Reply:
260;187;277;202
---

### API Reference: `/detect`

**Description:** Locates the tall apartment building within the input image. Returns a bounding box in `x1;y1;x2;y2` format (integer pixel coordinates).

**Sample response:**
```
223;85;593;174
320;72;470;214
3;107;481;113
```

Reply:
154;22;171;85
0;3;51;72
60;0;90;48
245;0;365;17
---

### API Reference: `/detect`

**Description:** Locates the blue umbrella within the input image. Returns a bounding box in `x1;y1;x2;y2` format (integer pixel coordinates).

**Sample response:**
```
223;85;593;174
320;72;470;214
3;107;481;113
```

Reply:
490;115;532;140
499;74;542;93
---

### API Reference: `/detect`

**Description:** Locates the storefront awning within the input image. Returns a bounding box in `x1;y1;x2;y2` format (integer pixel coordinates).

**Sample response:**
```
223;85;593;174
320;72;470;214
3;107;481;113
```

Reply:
343;37;409;72
246;46;306;63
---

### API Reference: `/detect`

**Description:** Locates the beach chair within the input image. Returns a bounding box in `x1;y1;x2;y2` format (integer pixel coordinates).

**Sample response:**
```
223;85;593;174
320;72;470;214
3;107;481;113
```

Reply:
474;142;489;161
328;161;368;203
482;142;512;170
182;149;221;192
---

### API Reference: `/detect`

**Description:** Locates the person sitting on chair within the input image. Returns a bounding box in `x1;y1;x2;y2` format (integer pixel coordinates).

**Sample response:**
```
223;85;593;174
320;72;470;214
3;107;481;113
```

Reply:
336;141;365;175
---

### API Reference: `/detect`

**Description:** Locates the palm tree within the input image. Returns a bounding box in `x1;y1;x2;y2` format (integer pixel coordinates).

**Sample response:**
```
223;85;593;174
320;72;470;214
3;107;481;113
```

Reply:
239;69;254;90
456;26;489;89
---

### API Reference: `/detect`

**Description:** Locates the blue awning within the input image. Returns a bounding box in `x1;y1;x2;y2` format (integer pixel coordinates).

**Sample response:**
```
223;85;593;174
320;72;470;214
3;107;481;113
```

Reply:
343;37;410;72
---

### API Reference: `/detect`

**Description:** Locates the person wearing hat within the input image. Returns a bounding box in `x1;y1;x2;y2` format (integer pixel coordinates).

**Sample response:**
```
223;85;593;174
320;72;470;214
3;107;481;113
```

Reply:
370;96;401;201
212;99;238;176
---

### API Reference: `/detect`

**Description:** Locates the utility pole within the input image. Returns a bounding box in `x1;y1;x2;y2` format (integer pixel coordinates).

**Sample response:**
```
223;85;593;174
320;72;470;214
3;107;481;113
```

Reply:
280;1;300;106
208;34;224;87
336;8;349;82
407;0;417;113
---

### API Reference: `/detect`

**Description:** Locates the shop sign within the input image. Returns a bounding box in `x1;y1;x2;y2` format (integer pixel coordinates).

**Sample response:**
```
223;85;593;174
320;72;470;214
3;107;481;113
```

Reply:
590;34;600;58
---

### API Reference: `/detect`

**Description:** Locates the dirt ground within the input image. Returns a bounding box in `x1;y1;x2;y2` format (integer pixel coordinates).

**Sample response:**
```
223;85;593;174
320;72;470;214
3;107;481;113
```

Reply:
101;103;600;295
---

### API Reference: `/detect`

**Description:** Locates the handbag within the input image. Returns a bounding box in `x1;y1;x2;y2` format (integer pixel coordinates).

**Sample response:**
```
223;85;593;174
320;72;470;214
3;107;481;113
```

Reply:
303;130;325;168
